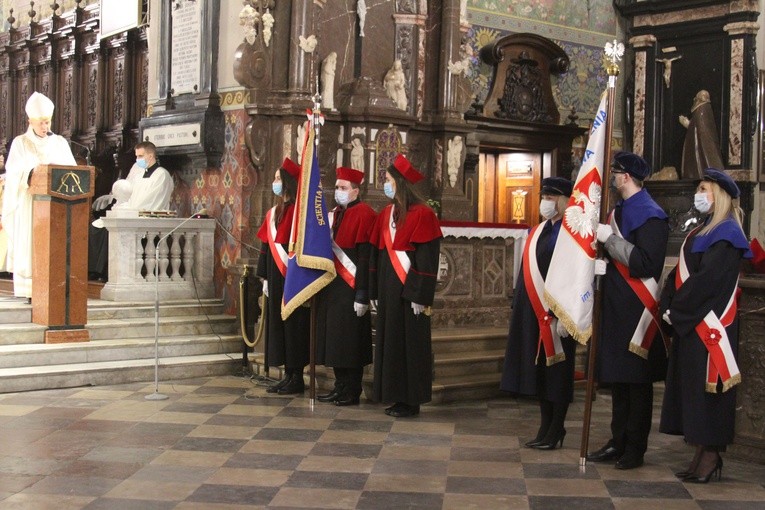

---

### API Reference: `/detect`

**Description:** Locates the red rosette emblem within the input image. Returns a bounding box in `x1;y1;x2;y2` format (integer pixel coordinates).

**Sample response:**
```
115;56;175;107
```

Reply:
703;328;721;347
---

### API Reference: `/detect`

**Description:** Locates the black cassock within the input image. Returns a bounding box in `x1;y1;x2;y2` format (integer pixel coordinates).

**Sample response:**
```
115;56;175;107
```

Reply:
316;200;376;368
255;204;310;368
598;215;669;384
660;230;748;446
500;219;577;404
370;204;442;406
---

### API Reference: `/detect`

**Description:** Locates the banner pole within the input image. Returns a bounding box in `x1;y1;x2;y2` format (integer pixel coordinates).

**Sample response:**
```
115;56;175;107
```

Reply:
580;41;622;467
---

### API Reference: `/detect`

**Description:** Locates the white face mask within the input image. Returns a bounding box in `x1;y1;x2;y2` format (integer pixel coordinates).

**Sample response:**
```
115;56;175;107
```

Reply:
334;189;351;206
539;199;558;219
694;192;712;214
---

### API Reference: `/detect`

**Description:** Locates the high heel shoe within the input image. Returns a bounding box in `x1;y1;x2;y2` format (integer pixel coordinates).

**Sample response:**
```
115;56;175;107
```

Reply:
684;456;723;484
675;445;703;479
533;429;566;450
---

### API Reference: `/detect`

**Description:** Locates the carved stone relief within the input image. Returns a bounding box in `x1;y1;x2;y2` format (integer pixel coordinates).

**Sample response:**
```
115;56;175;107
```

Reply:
482;245;506;298
496;51;550;123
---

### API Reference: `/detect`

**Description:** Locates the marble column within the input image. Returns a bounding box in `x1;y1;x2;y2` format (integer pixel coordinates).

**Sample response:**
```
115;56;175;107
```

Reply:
288;0;314;100
628;34;656;157
437;0;462;119
723;21;759;167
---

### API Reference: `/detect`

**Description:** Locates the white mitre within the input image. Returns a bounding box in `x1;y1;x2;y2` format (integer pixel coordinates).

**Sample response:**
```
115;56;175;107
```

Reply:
25;92;55;119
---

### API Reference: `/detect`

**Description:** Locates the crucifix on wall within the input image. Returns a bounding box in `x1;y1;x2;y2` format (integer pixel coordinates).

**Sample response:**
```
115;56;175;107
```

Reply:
656;55;682;88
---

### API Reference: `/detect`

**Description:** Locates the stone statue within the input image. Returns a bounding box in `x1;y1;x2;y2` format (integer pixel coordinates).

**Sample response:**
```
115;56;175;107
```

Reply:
350;138;364;171
299;34;317;53
262;9;274;47
322;52;337;110
384;60;407;111
447;136;463;187
357;0;367;37
679;89;724;179
296;123;307;162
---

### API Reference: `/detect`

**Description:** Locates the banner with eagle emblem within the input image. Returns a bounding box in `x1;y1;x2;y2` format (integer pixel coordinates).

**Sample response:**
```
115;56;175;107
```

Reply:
543;92;608;344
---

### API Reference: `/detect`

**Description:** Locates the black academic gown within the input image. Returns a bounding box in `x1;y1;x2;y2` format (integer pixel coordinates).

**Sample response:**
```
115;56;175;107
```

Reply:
370;204;442;406
500;219;577;404
597;214;669;384
255;204;310;369
316;200;376;368
660;228;748;446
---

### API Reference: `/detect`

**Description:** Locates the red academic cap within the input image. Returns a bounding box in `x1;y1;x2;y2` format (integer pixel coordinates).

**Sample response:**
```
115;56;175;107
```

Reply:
336;166;364;184
392;154;424;184
281;158;301;179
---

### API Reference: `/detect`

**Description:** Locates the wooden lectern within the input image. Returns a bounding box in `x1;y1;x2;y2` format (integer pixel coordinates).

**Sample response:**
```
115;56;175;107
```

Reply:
29;164;95;343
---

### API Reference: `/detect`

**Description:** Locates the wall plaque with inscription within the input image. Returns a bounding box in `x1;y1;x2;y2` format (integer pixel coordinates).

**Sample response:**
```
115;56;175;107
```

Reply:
144;123;201;148
171;1;202;95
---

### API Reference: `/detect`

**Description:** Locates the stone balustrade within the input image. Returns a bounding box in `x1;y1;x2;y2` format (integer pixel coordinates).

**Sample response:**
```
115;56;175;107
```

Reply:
99;217;216;302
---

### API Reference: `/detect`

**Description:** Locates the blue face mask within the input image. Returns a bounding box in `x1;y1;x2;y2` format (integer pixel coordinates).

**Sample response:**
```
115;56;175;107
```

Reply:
136;158;148;169
383;182;395;200
272;182;283;197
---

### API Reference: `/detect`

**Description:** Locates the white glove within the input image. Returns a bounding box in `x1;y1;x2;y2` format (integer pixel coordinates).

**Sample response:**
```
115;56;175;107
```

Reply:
411;302;425;315
594;258;608;276
370;299;378;311
262;280;269;298
555;319;568;338
596;223;613;244
662;309;672;326
353;302;369;317
93;194;114;211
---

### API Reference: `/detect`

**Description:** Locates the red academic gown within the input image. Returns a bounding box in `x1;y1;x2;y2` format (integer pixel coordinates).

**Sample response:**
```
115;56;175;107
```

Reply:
369;203;442;406
256;203;310;368
315;200;377;368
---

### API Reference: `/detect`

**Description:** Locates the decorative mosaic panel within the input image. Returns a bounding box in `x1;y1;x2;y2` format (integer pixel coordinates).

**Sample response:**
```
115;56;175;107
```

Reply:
172;108;258;314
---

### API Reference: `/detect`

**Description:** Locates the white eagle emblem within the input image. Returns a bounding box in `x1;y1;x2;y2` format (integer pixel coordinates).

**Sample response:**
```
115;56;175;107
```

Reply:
564;182;601;240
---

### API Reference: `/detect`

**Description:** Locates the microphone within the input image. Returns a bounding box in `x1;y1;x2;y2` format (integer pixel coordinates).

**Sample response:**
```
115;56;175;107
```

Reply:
69;139;92;166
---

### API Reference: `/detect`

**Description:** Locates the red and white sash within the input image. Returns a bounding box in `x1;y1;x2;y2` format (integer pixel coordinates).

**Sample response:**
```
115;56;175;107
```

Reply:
522;221;565;366
266;207;289;277
609;213;662;359
382;206;411;285
675;230;741;393
328;210;357;289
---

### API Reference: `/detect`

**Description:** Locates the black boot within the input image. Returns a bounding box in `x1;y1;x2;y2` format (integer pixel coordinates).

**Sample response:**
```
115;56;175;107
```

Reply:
533;401;569;450
335;368;362;406
266;371;291;393
525;399;553;447
278;368;305;395
318;368;344;402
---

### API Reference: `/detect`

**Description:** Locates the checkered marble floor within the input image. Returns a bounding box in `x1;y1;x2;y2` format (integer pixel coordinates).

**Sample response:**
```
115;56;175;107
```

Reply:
0;376;763;509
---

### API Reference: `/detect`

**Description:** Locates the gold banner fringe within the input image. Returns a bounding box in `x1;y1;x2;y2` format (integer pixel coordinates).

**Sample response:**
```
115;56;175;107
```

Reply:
546;352;567;367
544;290;592;346
628;342;648;360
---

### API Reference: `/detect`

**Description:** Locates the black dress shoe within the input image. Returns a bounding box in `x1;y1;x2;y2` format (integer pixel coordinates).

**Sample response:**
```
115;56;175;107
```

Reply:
277;376;305;395
389;403;420;418
615;454;644;470
533;429;566;450
334;395;360;406
317;389;342;403
586;443;623;462
384;404;398;415
266;373;291;393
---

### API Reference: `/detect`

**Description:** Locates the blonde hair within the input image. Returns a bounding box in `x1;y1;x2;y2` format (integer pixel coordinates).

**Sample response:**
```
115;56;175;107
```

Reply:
699;181;744;235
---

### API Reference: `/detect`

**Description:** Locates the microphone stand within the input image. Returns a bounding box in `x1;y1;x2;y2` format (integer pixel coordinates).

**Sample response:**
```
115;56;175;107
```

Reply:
69;138;92;166
145;209;207;401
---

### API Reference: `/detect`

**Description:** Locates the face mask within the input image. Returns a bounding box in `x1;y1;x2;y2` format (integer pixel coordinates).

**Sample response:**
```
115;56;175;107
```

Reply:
334;189;351;206
539;199;557;219
383;182;395;200
136;158;148;169
694;192;712;214
272;182;283;197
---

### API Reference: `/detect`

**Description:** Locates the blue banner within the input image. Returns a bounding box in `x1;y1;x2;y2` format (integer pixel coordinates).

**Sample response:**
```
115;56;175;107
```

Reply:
281;117;336;319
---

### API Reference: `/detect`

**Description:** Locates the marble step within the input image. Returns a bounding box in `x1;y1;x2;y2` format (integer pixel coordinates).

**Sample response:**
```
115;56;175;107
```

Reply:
86;314;238;341
0;334;243;369
0;314;239;346
0;353;240;394
430;372;503;404
433;349;505;379
0;299;225;325
431;327;507;354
